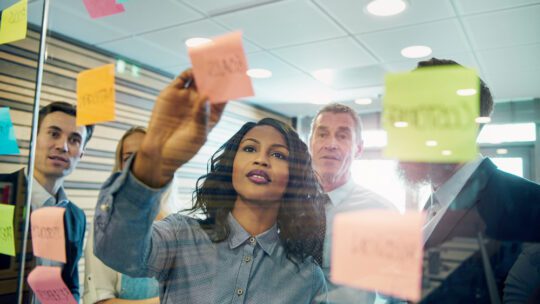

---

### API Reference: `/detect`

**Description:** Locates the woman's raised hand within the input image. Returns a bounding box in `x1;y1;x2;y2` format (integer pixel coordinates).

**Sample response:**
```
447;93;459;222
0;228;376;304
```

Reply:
134;69;226;187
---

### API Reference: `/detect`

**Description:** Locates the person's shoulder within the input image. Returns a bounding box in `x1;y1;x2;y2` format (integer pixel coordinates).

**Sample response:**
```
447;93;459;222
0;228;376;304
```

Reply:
349;183;397;210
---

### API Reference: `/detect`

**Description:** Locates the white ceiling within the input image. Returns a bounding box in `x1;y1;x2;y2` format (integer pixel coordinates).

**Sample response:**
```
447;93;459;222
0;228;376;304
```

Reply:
25;0;540;117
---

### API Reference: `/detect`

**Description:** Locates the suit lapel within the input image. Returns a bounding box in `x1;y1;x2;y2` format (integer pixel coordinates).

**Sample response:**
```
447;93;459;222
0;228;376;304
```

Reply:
425;159;496;248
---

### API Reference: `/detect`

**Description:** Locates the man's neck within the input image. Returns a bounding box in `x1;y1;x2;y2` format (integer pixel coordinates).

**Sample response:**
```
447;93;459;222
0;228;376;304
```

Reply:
430;163;464;190
34;172;63;196
321;175;349;193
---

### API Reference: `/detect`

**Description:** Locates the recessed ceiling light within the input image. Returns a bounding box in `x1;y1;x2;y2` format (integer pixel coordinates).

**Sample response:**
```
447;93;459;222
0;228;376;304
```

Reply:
312;69;334;85
247;68;272;78
116;59;126;73
394;121;408;128
366;0;407;16
185;37;212;48
442;150;452;156
457;88;477;96
425;140;438;147
496;148;508;155
475;117;491;124
355;98;373;105
401;45;432;58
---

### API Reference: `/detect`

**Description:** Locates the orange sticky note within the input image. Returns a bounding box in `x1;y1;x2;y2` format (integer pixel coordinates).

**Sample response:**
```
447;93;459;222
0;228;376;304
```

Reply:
31;207;66;263
331;210;424;302
28;266;77;304
188;31;254;103
76;64;116;126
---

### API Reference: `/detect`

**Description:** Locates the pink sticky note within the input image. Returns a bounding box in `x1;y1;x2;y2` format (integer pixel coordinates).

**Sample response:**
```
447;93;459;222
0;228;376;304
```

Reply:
28;266;77;304
82;0;125;19
331;210;425;302
31;207;66;263
188;31;254;103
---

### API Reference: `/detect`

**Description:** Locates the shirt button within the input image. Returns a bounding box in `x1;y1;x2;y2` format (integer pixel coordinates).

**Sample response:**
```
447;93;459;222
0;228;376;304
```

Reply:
100;204;110;212
248;237;256;245
244;256;252;263
236;288;244;296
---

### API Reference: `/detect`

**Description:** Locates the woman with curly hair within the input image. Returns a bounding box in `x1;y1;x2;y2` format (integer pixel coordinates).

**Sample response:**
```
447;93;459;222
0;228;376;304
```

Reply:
93;70;327;303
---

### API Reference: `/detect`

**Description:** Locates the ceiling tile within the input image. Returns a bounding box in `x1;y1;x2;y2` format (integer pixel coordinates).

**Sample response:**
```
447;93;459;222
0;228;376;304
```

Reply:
180;0;277;15
214;0;346;49
246;51;303;78
99;37;189;69
485;68;540;100
315;0;455;34
271;37;377;72
330;64;387;90
478;44;540;75
98;0;203;36
357;19;470;62
453;0;540;15
28;4;129;44
463;5;540;50
139;19;260;59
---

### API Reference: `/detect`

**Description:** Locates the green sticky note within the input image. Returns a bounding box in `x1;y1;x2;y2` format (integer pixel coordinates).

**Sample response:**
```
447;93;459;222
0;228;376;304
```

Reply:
117;0;129;3
383;66;479;162
0;204;16;256
0;107;21;155
0;0;28;45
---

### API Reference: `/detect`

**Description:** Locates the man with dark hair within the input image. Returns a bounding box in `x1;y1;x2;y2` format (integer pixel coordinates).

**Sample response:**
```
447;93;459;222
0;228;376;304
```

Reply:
398;58;540;303
31;101;94;303
309;103;395;303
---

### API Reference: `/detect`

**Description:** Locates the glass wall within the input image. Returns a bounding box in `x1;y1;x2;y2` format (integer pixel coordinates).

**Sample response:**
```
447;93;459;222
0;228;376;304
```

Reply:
1;0;540;303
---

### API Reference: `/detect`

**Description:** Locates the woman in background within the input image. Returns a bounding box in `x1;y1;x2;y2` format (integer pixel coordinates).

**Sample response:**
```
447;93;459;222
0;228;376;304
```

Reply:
84;127;165;304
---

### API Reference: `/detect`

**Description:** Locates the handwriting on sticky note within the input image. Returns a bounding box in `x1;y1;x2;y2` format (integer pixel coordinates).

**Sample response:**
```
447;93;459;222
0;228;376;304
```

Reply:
82;0;125;19
0;204;16;256
383;66;479;163
331;210;424;302
0;0;28;45
76;64;116;126
31;207;66;263
188;31;254;102
28;266;77;304
0;107;21;155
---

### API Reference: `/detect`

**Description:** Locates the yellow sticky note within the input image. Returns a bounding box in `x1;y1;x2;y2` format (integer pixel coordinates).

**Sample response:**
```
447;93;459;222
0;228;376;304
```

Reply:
0;0;28;45
0;204;16;256
76;64;116;126
383;66;479;162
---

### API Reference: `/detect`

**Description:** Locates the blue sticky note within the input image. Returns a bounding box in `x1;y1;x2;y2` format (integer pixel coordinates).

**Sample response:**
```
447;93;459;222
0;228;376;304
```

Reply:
0;107;20;155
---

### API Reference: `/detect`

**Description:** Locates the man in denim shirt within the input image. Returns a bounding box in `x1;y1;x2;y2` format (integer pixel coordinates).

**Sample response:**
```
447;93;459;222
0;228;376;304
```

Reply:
31;102;94;303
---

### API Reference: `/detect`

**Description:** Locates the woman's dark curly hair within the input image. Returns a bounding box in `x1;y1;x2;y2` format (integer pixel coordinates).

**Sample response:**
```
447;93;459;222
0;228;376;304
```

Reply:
189;118;326;266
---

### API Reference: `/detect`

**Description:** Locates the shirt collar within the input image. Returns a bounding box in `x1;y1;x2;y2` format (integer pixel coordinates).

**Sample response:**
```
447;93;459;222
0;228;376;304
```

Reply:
31;177;69;209
326;178;355;207
227;213;279;256
434;155;485;212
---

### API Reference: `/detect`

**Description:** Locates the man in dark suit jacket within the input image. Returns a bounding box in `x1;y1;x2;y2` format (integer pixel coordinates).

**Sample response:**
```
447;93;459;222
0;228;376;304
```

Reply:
398;58;540;303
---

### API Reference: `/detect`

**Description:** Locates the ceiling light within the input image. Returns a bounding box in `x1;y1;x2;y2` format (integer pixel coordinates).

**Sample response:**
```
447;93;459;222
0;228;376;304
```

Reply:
475;117;491;124
425;140;438;147
401;45;432;59
185;37;212;48
312;69;334;85
394;121;408;128
366;0;407;16
442;150;452;156
247;68;272;79
355;98;373;105
457;88;477;96
496;148;508;155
